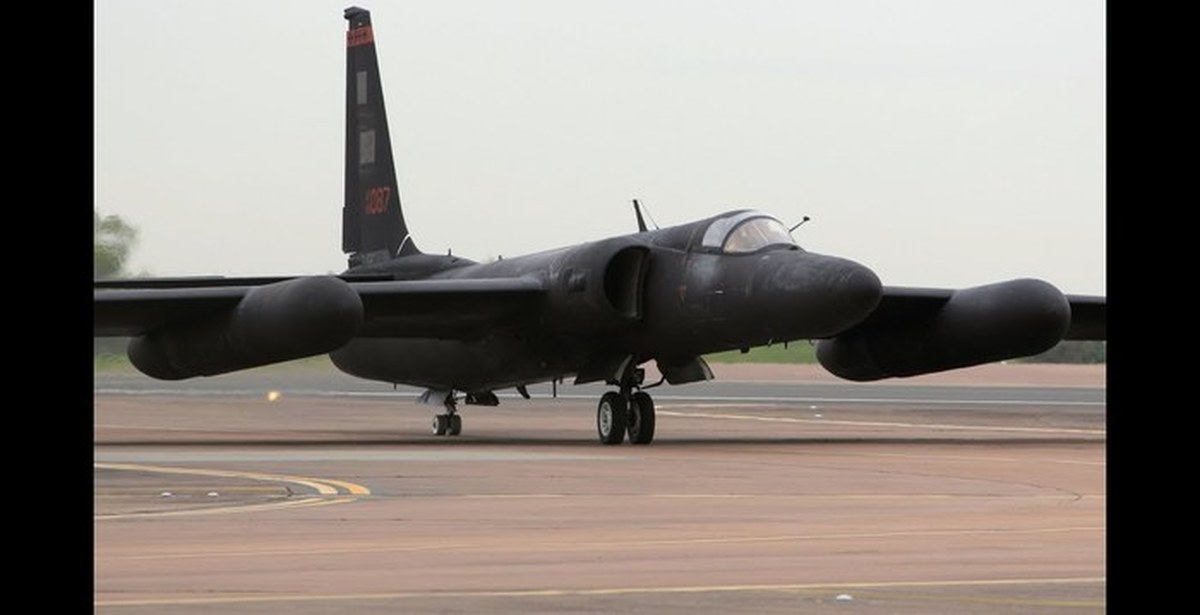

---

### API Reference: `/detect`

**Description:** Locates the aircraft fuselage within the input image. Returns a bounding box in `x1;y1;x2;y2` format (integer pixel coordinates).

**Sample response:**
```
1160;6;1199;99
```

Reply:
329;211;882;393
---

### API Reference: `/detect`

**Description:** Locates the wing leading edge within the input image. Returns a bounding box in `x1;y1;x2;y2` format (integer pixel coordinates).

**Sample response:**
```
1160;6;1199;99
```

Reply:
94;276;547;339
814;279;1106;381
839;285;1106;341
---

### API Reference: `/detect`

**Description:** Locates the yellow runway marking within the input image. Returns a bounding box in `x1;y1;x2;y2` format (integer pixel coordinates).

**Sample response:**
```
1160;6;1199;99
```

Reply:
94;463;370;519
94;576;1105;607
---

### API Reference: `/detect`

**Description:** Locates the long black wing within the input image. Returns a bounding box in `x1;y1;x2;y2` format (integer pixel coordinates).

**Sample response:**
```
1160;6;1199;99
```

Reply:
352;277;545;338
1061;294;1106;340
843;285;1106;340
94;275;546;339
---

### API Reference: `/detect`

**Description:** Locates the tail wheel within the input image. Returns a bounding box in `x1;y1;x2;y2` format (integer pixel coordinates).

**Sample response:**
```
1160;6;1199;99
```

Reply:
628;391;656;445
432;414;449;435
597;392;628;445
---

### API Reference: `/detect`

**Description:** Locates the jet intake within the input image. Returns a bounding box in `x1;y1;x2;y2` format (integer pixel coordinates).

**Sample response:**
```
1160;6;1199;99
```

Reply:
815;279;1070;381
604;246;648;320
128;276;364;380
544;239;649;336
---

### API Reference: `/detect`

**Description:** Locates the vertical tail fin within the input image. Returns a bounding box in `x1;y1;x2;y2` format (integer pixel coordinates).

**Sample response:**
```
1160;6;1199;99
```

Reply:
343;6;420;268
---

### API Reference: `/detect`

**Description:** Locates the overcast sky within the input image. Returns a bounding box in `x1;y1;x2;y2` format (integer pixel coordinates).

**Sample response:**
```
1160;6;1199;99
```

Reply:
94;0;1105;295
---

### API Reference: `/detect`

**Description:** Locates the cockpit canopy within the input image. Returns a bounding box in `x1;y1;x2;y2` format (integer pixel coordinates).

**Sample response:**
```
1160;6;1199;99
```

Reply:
699;211;799;254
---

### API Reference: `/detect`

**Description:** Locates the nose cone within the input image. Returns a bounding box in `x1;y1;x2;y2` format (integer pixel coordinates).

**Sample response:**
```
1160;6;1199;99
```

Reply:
756;251;882;338
807;254;883;335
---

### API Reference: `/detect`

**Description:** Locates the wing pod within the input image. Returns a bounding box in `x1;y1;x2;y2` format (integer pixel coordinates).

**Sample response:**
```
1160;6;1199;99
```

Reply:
541;237;650;336
128;276;364;380
815;278;1070;381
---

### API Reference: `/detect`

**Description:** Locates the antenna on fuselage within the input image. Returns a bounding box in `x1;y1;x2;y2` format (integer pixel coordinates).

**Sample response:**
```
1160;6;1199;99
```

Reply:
788;216;811;234
632;199;659;232
633;199;648;232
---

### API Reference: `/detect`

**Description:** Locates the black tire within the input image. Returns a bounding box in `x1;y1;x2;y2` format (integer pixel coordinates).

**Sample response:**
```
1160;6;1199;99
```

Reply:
432;414;449;436
628;391;656;445
596;392;628;445
448;414;463;436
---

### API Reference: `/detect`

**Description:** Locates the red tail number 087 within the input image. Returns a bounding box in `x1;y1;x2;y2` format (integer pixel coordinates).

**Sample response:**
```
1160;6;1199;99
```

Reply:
364;186;391;215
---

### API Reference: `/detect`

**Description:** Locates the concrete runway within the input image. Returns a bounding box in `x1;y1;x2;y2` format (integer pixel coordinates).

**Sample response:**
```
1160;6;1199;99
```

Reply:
94;362;1105;613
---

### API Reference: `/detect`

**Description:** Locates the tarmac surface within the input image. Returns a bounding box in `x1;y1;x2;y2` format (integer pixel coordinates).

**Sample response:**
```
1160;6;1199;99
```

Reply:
94;361;1106;613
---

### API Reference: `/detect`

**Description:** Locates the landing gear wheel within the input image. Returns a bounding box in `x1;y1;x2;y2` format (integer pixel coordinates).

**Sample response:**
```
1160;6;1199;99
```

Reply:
432;414;449;436
627;391;656;445
597;392;628;445
448;414;463;436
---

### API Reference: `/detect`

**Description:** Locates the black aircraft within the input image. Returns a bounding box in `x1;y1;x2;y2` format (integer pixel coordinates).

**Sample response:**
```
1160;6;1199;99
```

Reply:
94;7;1106;445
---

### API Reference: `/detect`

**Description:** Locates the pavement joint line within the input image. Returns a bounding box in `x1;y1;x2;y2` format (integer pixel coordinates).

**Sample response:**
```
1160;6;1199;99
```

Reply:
98;525;1105;561
94;576;1106;607
93;388;1106;407
658;410;1106;435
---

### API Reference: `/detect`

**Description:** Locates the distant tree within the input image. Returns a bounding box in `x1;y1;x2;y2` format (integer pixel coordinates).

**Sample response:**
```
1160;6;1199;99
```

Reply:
94;209;140;359
95;209;138;279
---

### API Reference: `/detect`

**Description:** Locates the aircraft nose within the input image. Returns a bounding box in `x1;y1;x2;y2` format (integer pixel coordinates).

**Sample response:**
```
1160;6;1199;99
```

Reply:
828;256;883;330
803;253;882;335
755;251;882;338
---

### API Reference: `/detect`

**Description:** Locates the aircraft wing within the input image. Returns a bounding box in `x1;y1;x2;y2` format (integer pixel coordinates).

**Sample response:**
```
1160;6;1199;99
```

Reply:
811;281;1106;381
351;277;545;338
94;275;547;339
836;285;1107;341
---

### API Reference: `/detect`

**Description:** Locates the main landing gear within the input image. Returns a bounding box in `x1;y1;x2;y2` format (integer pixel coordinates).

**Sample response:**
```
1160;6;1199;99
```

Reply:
596;367;657;445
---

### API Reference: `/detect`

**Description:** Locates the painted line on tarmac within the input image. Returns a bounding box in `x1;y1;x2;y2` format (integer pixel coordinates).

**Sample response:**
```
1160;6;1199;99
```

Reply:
657;409;1106;435
100;524;1103;562
96;497;354;520
94;463;370;519
94;388;1104;407
94;576;1105;608
638;395;1103;407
